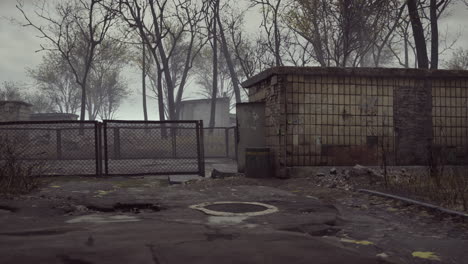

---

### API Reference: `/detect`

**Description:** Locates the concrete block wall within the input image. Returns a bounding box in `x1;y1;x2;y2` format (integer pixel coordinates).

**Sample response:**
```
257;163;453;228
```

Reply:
242;67;468;168
248;76;287;173
178;97;231;127
0;101;32;122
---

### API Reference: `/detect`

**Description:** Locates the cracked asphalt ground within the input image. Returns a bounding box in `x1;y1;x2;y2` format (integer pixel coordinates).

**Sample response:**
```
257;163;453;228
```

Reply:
0;172;467;264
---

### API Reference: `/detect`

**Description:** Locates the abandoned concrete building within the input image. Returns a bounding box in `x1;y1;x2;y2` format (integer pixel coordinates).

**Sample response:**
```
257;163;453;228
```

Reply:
0;101;32;122
0;100;79;122
240;67;468;172
178;97;232;127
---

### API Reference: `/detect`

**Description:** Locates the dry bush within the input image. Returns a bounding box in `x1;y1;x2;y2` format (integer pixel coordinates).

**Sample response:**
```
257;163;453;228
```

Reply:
386;167;468;212
0;136;47;196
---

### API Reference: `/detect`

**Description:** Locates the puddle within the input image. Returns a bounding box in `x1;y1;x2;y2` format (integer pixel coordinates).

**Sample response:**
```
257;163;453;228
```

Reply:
0;227;80;237
66;214;140;224
205;232;239;241
207;216;248;225
0;205;18;213
85;203;163;214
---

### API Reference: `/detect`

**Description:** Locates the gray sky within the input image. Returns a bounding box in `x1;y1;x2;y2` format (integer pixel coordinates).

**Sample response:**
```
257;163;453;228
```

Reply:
0;0;467;120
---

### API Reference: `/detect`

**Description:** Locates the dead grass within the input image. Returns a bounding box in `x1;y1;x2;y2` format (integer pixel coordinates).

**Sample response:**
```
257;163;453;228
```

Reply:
0;137;47;196
386;167;468;212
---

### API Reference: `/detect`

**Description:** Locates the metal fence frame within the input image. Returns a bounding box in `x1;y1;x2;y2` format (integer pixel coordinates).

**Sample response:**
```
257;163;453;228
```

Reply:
0;120;240;177
203;126;237;159
0;120;101;176
102;120;205;176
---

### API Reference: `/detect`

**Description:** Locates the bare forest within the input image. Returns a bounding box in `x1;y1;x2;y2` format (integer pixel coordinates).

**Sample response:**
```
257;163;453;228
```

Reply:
6;0;467;121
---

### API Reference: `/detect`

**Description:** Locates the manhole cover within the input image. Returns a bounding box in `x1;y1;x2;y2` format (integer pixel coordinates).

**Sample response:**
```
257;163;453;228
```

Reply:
190;201;278;216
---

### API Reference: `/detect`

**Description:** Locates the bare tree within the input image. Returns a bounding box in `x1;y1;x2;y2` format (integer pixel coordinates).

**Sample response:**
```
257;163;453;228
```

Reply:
118;0;208;120
407;0;429;69
285;0;398;67
250;0;283;67
207;0;219;128
86;39;130;120
28;52;81;114
17;0;117;120
445;48;468;69
0;81;24;101
28;38;129;120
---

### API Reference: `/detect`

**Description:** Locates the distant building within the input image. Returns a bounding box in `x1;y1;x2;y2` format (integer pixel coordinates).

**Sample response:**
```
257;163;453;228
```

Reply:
0;100;78;122
30;113;79;121
178;97;231;127
0;101;32;122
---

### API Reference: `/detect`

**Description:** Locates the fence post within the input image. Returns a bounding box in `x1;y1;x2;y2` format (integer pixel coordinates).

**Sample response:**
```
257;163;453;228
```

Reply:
225;128;229;158
171;125;177;158
197;120;205;176
114;127;121;160
103;121;108;176
56;129;62;160
97;122;102;177
94;122;100;176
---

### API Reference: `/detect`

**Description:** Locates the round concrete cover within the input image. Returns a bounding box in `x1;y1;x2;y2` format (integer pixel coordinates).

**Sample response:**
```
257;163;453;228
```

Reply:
204;203;268;213
190;201;278;216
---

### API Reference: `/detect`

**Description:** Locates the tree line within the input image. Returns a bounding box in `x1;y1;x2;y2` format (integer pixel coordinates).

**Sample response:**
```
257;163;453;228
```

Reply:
5;0;467;122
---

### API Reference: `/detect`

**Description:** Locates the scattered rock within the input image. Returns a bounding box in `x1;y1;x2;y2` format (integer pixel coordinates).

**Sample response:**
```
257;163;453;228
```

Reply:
330;168;337;175
211;169;242;179
74;205;89;213
316;172;326;177
348;164;383;184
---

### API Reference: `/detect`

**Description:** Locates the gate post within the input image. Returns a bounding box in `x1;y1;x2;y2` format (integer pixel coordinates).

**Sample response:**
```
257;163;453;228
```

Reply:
225;128;229;158
94;122;101;177
56;129;62;160
114;127;121;160
103;121;109;176
197;120;205;176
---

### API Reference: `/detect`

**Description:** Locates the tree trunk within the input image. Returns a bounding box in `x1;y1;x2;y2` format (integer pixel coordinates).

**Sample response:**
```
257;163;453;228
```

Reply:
217;13;241;103
80;83;87;121
142;41;148;121
430;0;439;69
156;68;165;121
209;1;219;129
407;0;429;69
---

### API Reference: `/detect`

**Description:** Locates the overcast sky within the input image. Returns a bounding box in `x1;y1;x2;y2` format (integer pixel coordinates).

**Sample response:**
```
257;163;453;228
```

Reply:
1;0;467;120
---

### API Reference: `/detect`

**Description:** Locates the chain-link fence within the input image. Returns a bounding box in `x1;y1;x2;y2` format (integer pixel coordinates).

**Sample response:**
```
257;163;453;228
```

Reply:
0;121;100;176
103;120;204;176
0;120;233;177
203;127;237;159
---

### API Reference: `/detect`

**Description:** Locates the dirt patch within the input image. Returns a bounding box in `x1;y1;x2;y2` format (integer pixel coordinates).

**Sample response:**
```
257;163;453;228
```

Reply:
57;254;94;264
0;227;80;237
0;205;18;213
86;203;164;214
204;203;268;213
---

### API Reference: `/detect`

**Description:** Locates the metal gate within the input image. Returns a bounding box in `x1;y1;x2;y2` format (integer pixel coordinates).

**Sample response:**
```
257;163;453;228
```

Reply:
103;120;205;176
0;121;100;176
203;127;237;159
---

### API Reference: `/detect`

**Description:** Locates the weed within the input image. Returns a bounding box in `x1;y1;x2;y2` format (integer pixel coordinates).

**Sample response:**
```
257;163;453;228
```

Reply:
0;136;46;196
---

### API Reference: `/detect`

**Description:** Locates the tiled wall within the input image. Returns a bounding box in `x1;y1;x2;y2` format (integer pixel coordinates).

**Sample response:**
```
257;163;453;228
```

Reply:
248;73;468;167
284;75;395;166
432;79;468;164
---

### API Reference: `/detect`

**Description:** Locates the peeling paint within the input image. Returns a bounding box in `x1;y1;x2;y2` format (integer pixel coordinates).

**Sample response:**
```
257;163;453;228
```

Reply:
412;251;441;261
66;214;140;224
340;238;374;245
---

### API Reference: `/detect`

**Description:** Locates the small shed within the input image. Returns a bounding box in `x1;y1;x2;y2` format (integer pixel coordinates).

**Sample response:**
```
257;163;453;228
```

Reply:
29;113;79;121
241;67;468;172
0;101;32;122
178;97;231;127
